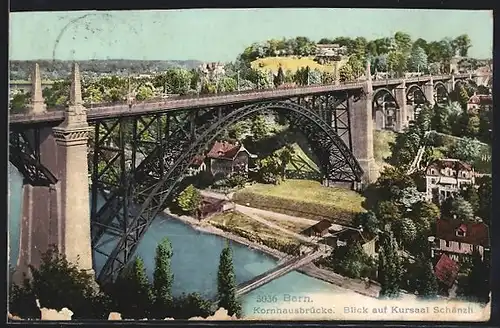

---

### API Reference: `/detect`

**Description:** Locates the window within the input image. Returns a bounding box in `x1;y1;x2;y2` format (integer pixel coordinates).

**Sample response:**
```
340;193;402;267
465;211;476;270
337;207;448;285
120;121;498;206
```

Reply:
430;169;435;175
431;178;436;184
445;241;450;247
458;242;461;250
456;229;466;237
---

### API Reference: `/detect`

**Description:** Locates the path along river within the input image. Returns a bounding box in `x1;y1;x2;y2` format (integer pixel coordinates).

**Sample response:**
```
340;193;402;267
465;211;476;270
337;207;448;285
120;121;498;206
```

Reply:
8;163;366;317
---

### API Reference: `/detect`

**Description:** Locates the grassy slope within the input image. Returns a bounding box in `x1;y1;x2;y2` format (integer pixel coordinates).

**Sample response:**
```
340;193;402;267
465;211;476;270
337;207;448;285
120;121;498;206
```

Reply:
373;130;396;168
285;143;320;172
233;179;365;226
251;56;348;74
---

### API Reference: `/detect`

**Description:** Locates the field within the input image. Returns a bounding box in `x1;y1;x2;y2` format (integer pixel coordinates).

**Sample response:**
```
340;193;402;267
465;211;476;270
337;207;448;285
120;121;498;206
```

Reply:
373;130;396;168
208;211;303;255
261;216;311;233
251;56;348;74
233;179;365;226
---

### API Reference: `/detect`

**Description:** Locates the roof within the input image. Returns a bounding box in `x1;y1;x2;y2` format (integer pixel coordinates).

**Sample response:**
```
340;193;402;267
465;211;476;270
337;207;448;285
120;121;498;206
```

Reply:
302;219;332;234
426;158;473;174
333;227;377;244
436;219;490;247
206;141;243;160
190;155;206;167
468;94;492;105
434;254;460;287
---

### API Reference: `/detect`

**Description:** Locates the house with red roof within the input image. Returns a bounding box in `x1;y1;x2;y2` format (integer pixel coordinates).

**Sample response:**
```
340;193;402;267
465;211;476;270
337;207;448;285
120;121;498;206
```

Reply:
467;93;492;112
206;141;257;178
424;159;475;203
431;219;490;262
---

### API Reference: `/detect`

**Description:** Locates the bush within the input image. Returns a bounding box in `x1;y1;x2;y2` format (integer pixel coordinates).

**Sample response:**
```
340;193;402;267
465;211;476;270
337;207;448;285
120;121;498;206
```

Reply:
9;246;108;319
170;293;214;319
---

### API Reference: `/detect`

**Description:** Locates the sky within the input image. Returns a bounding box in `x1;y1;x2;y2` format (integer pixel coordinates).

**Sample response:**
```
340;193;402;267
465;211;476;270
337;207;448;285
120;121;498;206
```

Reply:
9;9;493;62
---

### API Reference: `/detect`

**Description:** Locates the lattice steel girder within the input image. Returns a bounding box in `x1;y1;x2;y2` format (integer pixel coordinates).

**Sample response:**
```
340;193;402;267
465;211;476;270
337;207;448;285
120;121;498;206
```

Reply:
97;100;363;282
9;129;58;186
91;108;227;266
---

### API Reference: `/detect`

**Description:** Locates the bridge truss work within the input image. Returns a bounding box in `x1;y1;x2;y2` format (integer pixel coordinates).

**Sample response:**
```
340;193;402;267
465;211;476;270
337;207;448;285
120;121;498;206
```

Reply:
87;92;364;283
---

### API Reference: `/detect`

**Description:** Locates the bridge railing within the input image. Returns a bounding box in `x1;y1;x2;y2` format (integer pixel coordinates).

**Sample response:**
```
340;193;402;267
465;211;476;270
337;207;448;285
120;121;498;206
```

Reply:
13;73;475;118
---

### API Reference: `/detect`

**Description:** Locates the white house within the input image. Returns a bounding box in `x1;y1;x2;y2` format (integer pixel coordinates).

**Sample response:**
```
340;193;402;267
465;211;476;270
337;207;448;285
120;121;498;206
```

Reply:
425;159;475;203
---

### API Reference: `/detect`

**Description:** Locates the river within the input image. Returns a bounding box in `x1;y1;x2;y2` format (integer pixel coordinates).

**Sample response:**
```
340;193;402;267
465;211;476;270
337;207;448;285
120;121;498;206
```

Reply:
8;163;358;317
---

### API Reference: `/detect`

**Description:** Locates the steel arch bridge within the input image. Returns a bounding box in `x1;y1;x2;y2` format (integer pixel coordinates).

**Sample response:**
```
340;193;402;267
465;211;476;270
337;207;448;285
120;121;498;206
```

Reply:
90;99;363;282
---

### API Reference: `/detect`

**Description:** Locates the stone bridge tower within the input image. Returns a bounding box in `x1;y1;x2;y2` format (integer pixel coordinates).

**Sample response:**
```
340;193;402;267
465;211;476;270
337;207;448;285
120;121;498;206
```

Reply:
349;61;378;184
14;63;93;281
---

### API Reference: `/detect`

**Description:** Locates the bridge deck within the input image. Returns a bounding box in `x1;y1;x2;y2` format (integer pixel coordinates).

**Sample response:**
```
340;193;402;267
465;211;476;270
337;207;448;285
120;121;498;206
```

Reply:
235;250;324;297
9;74;473;126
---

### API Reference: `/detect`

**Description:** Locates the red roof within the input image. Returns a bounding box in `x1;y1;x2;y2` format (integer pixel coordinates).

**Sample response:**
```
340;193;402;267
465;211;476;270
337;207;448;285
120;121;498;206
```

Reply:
434;254;460;287
436;219;490;247
190;155;205;167
206;141;241;160
468;94;492;105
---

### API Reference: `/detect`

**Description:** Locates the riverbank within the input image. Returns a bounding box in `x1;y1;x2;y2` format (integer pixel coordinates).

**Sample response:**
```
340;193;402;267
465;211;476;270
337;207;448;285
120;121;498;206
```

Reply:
164;208;383;299
163;209;287;261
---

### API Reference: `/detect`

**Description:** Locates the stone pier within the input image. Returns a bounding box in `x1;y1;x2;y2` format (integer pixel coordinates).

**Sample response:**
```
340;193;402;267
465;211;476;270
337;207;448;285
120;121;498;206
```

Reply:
15;63;93;281
349;62;378;184
423;77;435;107
393;82;408;132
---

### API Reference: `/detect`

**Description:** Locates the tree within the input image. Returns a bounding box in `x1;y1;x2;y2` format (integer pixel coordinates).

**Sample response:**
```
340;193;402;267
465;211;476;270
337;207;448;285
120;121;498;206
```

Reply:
453;34;472;57
372;54;388;73
449;137;481;163
217;243;241;317
170;293;214;319
415;259;438;299
378;234;402;298
109;257;153;319
250;114;269;141
477;176;492;225
457;85;470;109
152;237;174;318
412;38;429;54
274;66;285;87
387;51;408;77
407;46;428;72
394;218;417;247
353;211;379;235
460;184;480;214
375;201;401;226
9;92;30;113
256;155;281;185
277;145;294;180
465;113;480;137
394;31;412;54
449;196;475;222
175;184;202;215
457;250;490;303
337;242;365;279
217;77;238;93
135;84;154;101
9;246;108;319
309;68;322;85
339;63;353;82
413;201;441;220
431;105;451;134
398;187;422;211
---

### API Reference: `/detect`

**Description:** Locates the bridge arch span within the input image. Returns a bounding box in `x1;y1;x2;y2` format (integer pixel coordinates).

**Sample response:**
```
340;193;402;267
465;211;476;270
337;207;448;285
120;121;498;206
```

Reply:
371;87;400;131
96;100;363;282
434;81;450;104
406;84;428;103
